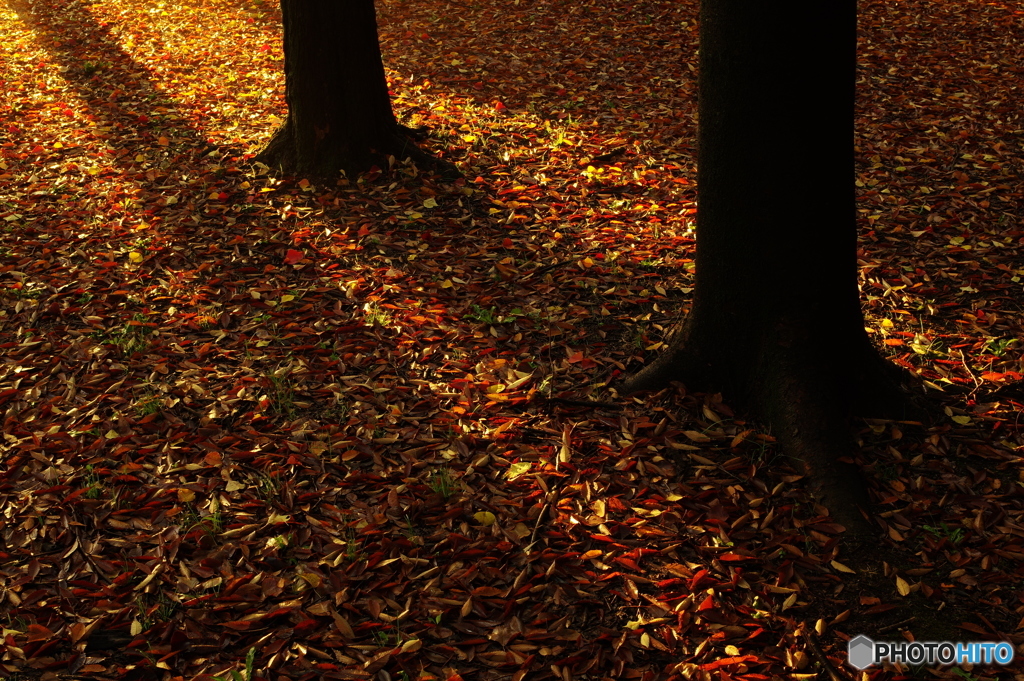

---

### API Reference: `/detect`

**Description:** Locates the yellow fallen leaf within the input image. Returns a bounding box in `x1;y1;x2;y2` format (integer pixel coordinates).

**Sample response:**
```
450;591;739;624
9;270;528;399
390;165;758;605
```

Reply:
506;462;531;480
423;197;438;208
299;572;322;588
225;480;245;492
683;430;711;442
831;560;856;574
473;511;496;526
128;251;143;262
440;279;454;289
177;488;196;503
895;575;911;596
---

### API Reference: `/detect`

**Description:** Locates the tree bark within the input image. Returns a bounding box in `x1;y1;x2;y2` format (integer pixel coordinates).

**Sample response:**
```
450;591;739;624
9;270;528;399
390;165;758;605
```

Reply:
256;0;458;180
621;0;913;534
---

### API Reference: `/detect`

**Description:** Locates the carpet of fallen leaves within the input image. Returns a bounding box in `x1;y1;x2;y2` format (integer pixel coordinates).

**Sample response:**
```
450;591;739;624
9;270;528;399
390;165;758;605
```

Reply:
1;0;1023;679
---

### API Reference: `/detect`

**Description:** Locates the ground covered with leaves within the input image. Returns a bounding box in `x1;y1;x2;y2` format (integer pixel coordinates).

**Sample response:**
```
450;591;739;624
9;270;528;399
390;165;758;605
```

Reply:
1;0;1023;679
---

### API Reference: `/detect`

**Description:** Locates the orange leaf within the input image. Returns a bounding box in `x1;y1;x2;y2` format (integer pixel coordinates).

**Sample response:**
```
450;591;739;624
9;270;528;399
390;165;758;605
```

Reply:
27;624;54;642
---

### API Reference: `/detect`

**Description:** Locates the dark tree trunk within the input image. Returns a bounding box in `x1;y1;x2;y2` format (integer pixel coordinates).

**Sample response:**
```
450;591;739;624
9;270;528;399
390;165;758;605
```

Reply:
621;1;912;533
256;0;456;180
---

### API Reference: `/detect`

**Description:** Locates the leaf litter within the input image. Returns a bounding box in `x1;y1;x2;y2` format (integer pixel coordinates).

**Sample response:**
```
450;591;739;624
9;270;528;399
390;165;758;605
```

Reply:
0;0;1022;680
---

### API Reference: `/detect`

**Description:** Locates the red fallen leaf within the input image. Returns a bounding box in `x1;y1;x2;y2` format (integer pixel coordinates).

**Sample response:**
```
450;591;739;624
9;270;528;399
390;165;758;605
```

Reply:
283;249;304;264
698;594;715;611
863;603;900;615
27;624;54;642
222;620;253;631
293;619;320;634
700;655;759;671
744;627;766;641
957;622;989;635
689;568;713;590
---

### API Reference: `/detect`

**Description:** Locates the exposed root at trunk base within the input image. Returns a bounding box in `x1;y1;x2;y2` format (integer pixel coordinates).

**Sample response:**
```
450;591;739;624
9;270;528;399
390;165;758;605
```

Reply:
388;132;462;181
253;124;297;175
618;337;920;537
254;123;462;182
756;354;875;536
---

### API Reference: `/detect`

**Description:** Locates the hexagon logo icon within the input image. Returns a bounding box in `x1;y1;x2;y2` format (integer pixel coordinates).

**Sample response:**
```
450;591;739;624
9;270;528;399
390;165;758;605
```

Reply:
847;635;875;670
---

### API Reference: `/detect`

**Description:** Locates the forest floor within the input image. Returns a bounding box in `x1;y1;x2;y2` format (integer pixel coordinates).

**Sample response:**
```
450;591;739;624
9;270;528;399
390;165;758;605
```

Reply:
1;0;1024;679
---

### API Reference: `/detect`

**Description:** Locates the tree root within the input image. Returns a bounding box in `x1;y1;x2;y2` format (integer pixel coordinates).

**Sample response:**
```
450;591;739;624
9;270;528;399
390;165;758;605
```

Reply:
254;121;461;182
617;330;924;537
389;131;462;181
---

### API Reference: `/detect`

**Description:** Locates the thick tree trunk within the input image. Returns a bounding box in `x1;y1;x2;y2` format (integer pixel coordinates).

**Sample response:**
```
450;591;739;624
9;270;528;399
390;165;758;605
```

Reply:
622;1;912;534
256;0;457;180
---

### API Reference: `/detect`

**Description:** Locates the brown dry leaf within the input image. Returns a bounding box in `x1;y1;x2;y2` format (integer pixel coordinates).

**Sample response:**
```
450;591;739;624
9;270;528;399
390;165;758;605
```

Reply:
830;560;856;574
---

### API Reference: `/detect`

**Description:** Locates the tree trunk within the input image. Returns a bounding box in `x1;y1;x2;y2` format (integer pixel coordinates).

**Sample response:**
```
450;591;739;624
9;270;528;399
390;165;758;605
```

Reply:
621;0;912;534
256;0;457;180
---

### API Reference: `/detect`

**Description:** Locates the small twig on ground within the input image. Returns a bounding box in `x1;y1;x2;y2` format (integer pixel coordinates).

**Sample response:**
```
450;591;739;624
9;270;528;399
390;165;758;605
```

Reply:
524;501;551;554
876;616;916;634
